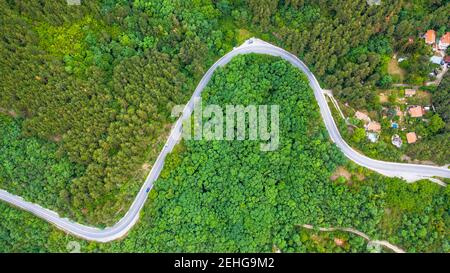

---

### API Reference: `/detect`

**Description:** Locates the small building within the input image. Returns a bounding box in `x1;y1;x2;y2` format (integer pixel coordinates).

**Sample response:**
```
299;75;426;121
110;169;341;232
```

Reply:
404;89;416;97
425;30;436;45
67;0;81;5
408;106;424;118
367;0;382;5
430;55;443;65
438;32;450;51
334;238;345;246
391;134;402;148
355;111;371;123
366;121;381;132
367;132;379;143
391;122;399;129
406;132;417;144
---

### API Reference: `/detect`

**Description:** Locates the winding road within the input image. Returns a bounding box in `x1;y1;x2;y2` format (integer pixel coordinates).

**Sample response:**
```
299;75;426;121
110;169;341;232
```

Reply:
0;38;449;243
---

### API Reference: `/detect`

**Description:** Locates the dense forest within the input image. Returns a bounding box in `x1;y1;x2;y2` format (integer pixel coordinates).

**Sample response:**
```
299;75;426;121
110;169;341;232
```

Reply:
1;55;448;253
1;0;448;224
0;115;84;212
0;0;224;224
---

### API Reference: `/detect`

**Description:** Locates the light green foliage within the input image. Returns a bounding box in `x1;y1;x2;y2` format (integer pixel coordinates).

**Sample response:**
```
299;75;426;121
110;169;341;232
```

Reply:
34;15;119;76
35;16;101;57
352;128;366;143
428;114;445;134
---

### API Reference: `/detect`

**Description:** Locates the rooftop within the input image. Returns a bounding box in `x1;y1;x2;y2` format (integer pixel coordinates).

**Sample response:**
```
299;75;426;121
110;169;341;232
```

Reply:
67;0;81;5
406;132;417;144
430;55;443;65
366;121;381;132
408;106;424;118
355;111;370;122
425;30;436;44
440;32;450;45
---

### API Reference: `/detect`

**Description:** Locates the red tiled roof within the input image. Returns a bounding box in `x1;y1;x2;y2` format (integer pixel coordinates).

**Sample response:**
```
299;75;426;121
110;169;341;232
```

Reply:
409;106;424;118
406;132;417;144
367;121;381;132
355;111;370;122
440;32;450;45
425;30;436;44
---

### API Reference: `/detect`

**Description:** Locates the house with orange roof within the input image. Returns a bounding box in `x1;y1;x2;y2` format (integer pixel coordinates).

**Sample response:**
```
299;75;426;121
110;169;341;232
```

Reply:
424;30;436;45
355;111;371;123
408;106;424;118
438;32;450;50
406;132;417;144
366;121;381;132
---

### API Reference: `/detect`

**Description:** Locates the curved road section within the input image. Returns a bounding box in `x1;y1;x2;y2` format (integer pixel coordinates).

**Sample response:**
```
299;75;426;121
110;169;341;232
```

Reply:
0;38;449;243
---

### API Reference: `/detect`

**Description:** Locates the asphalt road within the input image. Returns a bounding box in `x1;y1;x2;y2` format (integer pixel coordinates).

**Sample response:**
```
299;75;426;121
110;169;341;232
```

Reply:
0;38;448;242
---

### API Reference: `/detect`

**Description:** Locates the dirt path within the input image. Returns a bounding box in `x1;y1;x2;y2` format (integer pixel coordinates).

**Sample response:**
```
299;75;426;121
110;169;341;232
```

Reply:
299;224;406;253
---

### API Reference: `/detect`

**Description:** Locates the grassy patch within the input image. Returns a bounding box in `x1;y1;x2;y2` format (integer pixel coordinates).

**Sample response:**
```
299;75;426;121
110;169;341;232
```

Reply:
236;29;254;44
387;57;406;83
